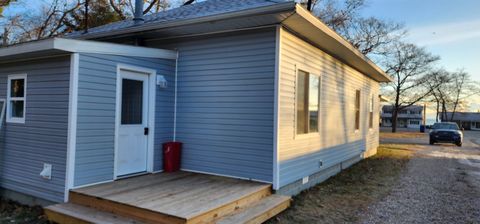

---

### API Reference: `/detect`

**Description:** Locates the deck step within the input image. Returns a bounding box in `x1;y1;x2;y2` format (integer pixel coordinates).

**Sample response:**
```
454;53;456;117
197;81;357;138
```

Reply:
44;203;142;224
215;195;291;224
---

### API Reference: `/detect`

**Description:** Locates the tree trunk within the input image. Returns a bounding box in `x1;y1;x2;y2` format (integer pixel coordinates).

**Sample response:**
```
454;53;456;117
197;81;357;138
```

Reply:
391;109;398;133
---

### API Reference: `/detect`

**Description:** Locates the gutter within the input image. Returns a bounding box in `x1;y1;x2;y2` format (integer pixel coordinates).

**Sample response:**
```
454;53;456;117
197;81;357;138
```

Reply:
73;2;296;40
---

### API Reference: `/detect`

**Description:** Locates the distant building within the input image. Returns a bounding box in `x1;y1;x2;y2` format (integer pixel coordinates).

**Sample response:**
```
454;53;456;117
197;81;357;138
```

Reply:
381;105;423;128
443;112;480;130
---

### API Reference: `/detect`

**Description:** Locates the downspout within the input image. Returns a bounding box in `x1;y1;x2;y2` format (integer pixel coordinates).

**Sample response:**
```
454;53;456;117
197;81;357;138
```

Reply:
173;51;179;141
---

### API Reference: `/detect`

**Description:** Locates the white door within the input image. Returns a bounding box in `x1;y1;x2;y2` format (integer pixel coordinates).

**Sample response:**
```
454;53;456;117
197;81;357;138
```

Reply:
116;70;149;177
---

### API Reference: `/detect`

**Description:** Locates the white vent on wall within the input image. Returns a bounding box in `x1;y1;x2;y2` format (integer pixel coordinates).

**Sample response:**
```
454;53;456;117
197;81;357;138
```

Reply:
302;176;309;185
40;163;52;180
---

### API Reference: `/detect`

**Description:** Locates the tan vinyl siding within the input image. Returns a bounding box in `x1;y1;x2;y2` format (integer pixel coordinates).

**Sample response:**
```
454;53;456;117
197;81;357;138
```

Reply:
278;28;380;187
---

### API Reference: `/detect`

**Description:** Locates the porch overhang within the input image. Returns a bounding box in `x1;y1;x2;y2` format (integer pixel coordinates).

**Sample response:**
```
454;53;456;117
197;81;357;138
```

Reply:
0;38;177;63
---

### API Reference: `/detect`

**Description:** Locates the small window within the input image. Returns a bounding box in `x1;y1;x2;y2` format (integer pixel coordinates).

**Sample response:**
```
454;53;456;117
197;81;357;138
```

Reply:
121;79;143;125
355;90;361;130
476;122;480;129
369;95;374;128
7;74;27;123
296;70;320;134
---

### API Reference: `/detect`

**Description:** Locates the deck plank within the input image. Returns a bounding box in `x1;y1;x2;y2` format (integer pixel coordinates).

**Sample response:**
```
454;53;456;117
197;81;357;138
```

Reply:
70;172;273;221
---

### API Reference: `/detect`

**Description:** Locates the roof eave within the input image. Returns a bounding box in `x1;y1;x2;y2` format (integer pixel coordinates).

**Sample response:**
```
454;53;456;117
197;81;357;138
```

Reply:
0;38;177;61
73;1;297;40
282;5;392;83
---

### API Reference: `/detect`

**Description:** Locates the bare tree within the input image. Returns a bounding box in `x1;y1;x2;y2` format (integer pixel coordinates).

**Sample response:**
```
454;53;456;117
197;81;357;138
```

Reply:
295;0;406;56
425;69;452;122
382;42;440;132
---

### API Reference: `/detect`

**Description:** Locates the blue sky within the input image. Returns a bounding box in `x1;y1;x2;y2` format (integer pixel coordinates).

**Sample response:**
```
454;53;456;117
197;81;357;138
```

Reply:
361;0;480;112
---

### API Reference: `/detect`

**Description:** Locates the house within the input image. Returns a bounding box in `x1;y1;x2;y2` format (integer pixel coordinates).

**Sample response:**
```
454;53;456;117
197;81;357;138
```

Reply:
381;105;424;129
443;112;480;130
0;0;391;222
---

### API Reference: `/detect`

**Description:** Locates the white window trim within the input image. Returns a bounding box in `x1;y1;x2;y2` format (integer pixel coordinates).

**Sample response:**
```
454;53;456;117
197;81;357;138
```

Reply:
6;74;27;124
354;89;361;133
294;64;322;139
369;94;374;131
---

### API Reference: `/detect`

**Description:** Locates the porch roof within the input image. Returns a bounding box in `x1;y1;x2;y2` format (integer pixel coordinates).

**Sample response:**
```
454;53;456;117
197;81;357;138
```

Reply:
0;38;177;63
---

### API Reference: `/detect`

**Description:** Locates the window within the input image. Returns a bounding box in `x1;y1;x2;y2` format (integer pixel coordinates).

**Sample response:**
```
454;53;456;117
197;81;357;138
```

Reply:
369;95;374;129
410;120;420;125
476;122;480;129
121;79;143;125
296;70;320;134
355;90;360;130
7;74;26;123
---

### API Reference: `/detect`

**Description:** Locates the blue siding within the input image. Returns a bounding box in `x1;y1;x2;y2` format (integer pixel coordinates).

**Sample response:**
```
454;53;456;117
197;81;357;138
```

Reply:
0;56;70;202
74;53;175;187
146;28;276;182
277;28;381;188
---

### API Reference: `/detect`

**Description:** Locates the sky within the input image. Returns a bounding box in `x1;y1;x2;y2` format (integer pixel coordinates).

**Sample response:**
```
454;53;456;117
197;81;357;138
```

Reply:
361;0;480;113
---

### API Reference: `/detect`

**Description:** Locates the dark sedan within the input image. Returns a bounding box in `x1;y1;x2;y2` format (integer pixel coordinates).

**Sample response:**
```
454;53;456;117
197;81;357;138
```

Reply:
429;122;463;146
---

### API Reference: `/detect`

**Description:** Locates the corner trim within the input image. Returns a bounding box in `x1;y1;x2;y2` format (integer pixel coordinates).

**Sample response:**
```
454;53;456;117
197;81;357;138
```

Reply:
65;53;79;202
273;25;282;190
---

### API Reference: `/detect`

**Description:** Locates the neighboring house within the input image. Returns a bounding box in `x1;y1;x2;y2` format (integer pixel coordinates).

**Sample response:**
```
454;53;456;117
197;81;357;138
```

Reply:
443;112;480;130
0;0;391;206
381;105;423;129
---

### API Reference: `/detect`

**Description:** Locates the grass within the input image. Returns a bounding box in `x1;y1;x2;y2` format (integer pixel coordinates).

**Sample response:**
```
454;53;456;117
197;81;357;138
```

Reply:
267;145;413;224
380;131;427;139
0;198;50;224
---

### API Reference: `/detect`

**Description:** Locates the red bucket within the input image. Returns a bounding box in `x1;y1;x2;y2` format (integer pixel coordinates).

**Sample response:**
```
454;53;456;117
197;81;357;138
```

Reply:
163;142;182;172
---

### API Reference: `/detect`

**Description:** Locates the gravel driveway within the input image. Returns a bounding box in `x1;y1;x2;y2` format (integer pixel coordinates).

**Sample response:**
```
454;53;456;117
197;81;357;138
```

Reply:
361;131;480;224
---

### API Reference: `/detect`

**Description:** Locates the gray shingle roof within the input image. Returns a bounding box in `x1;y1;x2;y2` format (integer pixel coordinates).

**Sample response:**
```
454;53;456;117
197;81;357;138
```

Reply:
445;112;480;121
68;0;290;38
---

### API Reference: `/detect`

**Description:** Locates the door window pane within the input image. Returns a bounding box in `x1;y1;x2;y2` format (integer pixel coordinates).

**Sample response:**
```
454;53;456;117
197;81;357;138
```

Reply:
296;71;308;134
121;79;143;125
309;75;319;132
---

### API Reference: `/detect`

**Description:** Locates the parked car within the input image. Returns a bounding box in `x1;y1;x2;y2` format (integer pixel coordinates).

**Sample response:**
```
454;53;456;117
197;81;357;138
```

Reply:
429;122;463;146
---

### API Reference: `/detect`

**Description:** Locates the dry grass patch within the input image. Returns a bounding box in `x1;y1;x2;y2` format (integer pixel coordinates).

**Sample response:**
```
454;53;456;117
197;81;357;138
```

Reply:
0;198;50;224
268;145;413;224
380;131;427;139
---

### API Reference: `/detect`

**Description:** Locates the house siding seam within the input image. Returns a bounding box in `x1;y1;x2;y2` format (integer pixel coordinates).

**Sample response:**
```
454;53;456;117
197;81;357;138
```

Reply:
278;28;380;188
0;56;71;202
146;27;276;182
74;53;175;187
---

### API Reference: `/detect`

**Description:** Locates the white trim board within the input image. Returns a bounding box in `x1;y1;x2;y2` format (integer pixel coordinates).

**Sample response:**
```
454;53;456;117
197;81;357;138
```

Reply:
272;25;281;190
65;53;79;202
0;38;177;60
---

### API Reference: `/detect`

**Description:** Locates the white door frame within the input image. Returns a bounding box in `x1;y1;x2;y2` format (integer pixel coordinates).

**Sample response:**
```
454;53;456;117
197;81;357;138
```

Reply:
114;64;156;179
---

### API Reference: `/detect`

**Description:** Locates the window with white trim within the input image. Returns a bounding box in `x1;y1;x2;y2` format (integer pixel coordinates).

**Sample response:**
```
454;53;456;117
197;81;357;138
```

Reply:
296;70;320;134
7;74;27;123
355;90;361;130
369;95;374;128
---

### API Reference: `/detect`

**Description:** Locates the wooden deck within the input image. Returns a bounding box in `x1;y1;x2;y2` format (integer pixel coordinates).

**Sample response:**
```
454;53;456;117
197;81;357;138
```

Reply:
45;171;291;224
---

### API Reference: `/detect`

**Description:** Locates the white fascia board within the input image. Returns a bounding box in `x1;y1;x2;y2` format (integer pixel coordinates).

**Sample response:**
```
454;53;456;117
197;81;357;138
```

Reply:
52;38;178;59
0;38;177;60
0;39;56;58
